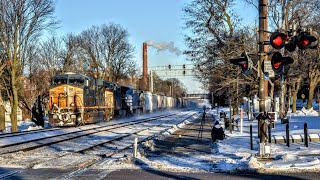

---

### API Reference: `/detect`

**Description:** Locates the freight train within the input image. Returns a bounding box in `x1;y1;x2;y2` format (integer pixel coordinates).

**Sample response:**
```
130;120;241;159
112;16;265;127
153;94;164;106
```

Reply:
48;73;190;126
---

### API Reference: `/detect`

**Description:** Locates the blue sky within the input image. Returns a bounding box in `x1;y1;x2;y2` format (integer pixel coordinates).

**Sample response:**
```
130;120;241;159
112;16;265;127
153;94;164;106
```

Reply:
53;0;256;93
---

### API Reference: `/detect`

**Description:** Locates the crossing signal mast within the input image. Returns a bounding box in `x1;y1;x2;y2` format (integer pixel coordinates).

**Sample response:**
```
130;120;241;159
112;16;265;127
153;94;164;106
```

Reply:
228;0;318;158
229;52;253;76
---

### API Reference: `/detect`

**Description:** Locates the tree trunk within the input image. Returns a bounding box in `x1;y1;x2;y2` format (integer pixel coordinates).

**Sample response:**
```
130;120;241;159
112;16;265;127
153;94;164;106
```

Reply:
288;86;292;112
0;103;5;131
232;99;238;115
0;91;5;131
269;81;274;102
292;93;297;112
10;75;19;132
318;92;320;113
307;83;315;109
232;81;238;115
291;78;301;113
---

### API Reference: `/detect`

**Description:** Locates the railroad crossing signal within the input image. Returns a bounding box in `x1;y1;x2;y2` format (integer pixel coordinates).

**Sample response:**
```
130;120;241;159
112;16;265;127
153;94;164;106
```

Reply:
296;32;318;49
229;51;253;76
268;29;318;76
271;52;294;75
269;30;318;51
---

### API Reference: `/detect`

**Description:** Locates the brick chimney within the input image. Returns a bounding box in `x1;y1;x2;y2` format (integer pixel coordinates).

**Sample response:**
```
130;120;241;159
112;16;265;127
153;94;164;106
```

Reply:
142;43;148;91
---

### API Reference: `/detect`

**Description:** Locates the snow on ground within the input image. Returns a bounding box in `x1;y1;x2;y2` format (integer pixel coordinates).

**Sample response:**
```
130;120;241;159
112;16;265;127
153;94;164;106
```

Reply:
0;109;200;169
208;107;320;173
98;106;320;173
208;108;320;172
0;109;194;147
1;102;320;173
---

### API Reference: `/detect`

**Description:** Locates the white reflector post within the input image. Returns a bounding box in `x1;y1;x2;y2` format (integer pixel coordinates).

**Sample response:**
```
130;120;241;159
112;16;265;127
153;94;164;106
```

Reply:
265;144;271;155
240;108;243;134
259;143;265;156
133;137;138;158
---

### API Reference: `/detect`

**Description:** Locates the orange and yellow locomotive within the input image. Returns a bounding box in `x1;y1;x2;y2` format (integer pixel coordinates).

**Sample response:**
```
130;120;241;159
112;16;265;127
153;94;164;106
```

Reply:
48;73;115;126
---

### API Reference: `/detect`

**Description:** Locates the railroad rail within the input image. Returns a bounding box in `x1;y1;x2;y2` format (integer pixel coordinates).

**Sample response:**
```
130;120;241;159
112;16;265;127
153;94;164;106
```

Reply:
0;110;200;179
0;111;197;154
0;128;61;139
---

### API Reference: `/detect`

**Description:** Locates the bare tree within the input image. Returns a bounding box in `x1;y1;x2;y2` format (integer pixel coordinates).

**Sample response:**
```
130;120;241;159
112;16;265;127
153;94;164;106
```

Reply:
35;36;64;76
0;0;58;132
152;73;186;97
109;40;136;81
79;26;106;79
183;0;257;114
303;50;320;109
78;23;137;81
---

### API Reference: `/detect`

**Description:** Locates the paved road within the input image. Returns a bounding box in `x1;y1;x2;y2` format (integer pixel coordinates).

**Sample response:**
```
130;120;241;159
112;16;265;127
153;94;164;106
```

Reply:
1;168;320;180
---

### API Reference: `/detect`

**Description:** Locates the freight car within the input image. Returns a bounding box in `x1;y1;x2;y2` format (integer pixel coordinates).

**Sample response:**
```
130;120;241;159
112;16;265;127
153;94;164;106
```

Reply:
48;73;190;126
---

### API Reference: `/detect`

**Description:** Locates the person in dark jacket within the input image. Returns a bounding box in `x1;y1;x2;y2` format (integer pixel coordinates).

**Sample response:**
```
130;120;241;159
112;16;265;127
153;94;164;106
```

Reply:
211;121;225;142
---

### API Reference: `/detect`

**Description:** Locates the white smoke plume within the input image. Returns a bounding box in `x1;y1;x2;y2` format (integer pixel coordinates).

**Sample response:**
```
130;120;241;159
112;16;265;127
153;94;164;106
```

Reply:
145;41;181;55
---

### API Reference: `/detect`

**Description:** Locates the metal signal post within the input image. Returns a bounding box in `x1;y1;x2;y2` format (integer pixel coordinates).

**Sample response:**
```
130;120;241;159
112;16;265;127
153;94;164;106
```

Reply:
258;0;268;156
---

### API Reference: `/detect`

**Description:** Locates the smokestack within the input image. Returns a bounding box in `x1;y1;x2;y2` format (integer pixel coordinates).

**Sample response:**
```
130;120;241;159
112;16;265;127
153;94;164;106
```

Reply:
142;43;148;91
144;41;181;55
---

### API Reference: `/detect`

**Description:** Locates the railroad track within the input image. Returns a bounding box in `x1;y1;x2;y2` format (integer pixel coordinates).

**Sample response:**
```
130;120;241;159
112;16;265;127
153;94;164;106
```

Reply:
0;111;197;154
79;112;197;155
0;128;61;139
57;110;199;179
0;110;200;179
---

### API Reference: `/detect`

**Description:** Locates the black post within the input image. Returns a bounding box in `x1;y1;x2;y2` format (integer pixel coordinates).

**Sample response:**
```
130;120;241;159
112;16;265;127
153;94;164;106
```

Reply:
268;124;271;143
250;125;253;150
304;123;308;147
229;117;233;134
286;123;290;147
258;120;261;138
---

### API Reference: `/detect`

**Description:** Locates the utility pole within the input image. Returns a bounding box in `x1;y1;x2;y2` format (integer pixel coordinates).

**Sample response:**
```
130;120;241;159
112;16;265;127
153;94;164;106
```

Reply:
149;70;154;93
258;0;268;155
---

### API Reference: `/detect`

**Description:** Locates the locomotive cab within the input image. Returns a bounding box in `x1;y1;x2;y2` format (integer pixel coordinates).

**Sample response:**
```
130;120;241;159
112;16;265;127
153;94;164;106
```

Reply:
48;73;114;127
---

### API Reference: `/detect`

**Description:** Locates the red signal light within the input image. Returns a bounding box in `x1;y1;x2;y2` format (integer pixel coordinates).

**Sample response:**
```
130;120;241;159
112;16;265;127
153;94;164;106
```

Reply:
271;52;294;75
273;36;283;47
242;64;247;69
296;32;317;49
273;62;281;69
270;32;287;49
299;39;309;47
229;51;252;76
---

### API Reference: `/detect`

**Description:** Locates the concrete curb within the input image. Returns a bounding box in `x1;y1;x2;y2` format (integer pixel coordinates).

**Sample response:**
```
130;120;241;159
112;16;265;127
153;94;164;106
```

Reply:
272;134;320;144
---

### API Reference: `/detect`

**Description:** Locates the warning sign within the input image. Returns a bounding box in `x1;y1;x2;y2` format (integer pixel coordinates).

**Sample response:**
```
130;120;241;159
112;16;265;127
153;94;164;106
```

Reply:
264;61;274;78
